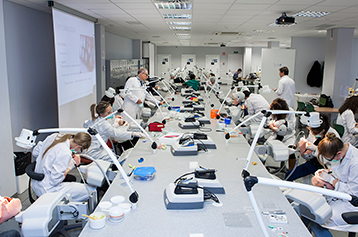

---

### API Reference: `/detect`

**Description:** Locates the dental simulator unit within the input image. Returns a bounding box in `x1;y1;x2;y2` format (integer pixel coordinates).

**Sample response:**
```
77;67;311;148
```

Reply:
170;132;216;156
164;166;222;209
226;110;358;237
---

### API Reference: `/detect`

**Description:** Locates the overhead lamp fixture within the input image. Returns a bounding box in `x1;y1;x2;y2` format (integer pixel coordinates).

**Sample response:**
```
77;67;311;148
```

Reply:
162;14;191;19
294;11;331;17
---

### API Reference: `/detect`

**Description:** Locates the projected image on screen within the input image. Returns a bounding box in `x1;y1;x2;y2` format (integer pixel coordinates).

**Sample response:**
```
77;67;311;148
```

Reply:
80;34;95;73
52;8;96;128
52;8;96;107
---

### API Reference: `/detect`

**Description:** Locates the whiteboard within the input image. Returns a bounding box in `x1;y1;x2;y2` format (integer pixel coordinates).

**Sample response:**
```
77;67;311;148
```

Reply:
260;49;296;105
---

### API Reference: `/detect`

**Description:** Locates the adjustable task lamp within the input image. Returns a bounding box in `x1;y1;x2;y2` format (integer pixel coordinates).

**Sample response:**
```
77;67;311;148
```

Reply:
15;126;140;204
148;76;176;100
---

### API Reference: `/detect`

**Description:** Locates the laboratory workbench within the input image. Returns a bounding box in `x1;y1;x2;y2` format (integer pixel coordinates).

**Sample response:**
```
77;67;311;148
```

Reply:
79;87;311;237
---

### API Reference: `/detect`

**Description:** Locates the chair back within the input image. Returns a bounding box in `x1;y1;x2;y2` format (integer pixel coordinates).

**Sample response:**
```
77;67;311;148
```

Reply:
25;162;44;203
305;102;315;113
297;101;306;111
332;123;345;138
26;162;44;181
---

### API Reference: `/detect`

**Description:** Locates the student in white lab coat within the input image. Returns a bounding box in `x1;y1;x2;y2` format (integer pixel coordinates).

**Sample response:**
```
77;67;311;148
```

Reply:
32;132;95;202
122;68;162;119
208;73;220;94
273;66;295;108
336;96;358;147
308;133;358;234
83;101;143;162
242;90;270;124
268;98;296;145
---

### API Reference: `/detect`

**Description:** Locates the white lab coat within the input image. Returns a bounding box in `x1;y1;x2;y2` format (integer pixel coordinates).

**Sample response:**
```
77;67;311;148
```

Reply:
267;107;296;146
122;76;158;119
244;94;270;123
112;95;124;112
83;117;132;162
32;133;95;202
306;127;339;160
322;144;358;232
276;75;295;108
336;109;358;146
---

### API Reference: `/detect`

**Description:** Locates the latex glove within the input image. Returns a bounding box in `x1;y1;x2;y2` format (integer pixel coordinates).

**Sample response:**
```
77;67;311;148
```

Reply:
132;132;145;138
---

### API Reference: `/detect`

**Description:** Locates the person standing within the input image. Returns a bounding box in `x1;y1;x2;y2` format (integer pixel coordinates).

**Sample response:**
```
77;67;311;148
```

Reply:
233;68;243;85
122;68;161;119
274;66;295;108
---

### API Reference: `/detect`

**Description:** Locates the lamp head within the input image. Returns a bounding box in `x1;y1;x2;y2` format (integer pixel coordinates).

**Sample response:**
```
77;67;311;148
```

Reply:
15;129;37;149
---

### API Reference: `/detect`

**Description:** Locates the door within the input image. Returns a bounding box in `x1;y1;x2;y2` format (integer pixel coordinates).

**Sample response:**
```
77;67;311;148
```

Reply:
181;54;196;75
205;55;220;76
157;54;171;80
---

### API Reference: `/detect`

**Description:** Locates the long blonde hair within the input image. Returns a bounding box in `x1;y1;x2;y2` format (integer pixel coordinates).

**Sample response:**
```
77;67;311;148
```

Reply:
43;132;91;157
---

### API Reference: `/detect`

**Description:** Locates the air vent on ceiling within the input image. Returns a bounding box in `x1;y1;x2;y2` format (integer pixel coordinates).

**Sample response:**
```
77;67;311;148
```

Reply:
204;43;219;46
126;21;142;25
214;32;241;36
152;36;161;38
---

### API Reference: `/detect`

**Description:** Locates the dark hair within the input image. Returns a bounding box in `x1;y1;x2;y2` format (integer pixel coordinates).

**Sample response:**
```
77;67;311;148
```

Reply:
90;101;111;121
317;132;344;165
238;68;242;72
243;90;251;98
279;66;289;75
270;98;288;120
309;113;330;135
209;73;215;77
101;95;115;106
190;73;196;80
339;96;358;114
115;86;124;95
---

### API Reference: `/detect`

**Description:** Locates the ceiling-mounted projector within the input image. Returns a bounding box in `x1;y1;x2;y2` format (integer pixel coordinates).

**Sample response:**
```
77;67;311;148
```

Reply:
275;12;295;25
220;43;226;47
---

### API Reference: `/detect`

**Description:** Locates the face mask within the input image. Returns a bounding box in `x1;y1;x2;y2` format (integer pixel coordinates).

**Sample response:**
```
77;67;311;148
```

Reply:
71;149;77;154
107;114;114;119
331;157;342;163
314;134;322;138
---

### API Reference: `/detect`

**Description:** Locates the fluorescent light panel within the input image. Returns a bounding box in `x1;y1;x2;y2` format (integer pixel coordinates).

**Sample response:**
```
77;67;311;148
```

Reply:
169;26;191;30
294;11;331;17
155;3;192;10
269;23;295;27
163;14;191;19
168;22;191;25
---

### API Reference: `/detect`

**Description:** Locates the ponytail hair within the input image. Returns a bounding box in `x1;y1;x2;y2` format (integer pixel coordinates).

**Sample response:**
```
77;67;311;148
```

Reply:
43;132;91;158
90;101;111;121
317;132;344;165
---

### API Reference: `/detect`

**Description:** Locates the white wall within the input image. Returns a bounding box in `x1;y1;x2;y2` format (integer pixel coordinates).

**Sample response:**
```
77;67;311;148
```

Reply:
251;47;262;72
0;0;16;196
105;32;133;60
350;38;358;87
157;46;244;78
291;37;326;95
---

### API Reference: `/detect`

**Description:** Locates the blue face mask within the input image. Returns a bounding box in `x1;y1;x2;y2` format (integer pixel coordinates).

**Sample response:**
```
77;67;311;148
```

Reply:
331;156;342;163
107;114;114;119
71;149;77;154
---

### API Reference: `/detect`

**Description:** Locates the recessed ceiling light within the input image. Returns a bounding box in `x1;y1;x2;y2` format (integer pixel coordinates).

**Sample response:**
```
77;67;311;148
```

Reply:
162;14;191;19
294;11;331;17
168;22;191;25
318;30;327;33
155;2;192;10
152;36;161;38
169;26;191;31
176;35;191;39
175;33;191;36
